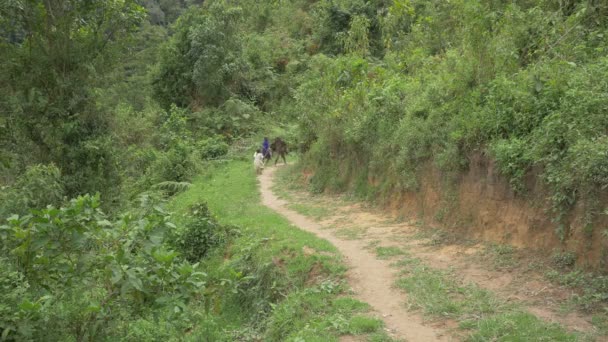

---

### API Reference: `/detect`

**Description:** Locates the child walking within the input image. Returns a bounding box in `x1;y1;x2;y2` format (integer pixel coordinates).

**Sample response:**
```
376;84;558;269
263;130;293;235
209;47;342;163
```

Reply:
253;149;264;174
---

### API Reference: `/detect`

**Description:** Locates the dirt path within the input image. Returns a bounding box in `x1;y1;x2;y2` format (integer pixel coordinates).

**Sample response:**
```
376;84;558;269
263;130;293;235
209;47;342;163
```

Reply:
259;166;449;341
260;165;600;341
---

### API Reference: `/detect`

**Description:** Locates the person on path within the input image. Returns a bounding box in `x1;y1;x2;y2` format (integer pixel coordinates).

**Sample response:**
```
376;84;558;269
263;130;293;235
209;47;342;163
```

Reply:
262;137;270;156
253;149;264;174
271;137;288;165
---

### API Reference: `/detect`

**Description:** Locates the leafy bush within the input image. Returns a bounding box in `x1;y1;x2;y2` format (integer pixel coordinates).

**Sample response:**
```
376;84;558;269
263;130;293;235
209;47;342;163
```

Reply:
171;202;240;262
198;136;230;160
551;251;577;270
0;258;32;340
153;3;246;109
292;1;608;244
490;138;533;193
191;98;262;139
0;194;207;341
149;142;200;183
0;164;65;219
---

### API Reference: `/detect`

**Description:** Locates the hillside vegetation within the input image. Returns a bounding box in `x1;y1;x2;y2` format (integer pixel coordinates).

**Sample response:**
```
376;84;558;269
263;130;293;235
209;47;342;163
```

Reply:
290;0;608;248
1;0;607;340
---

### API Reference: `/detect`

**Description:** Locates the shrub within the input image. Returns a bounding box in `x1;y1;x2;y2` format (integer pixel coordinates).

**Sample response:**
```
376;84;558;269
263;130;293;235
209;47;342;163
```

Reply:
149;142;200;183
198;136;230;160
0;194;208;341
490;138;533;193
293;4;608;244
551;251;577;270
0;258;32;340
172;203;240;262
0;164;65;219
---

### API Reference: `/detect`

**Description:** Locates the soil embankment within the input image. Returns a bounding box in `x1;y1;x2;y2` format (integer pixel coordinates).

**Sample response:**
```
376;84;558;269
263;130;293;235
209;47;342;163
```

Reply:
375;154;607;267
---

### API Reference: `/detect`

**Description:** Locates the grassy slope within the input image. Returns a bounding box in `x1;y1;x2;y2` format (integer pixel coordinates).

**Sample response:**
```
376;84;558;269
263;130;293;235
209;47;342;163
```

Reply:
168;160;395;341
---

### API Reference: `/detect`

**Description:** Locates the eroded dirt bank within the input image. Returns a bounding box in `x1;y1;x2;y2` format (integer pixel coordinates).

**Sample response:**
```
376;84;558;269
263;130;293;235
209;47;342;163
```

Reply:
370;154;607;268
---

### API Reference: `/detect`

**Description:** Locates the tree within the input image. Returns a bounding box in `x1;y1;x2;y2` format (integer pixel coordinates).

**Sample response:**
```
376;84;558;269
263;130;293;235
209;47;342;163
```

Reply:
0;0;145;196
153;3;245;109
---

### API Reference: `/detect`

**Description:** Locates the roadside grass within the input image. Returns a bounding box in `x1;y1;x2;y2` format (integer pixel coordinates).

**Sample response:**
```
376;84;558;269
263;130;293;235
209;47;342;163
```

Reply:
326;215;354;226
335;226;368;240
393;254;587;341
482;243;521;270
412;227;453;246
467;311;581;341
288;203;333;221
365;239;381;250
544;268;608;314
272;159;307;195
481;245;608;330
168;160;393;341
375;246;406;260
591;316;608;336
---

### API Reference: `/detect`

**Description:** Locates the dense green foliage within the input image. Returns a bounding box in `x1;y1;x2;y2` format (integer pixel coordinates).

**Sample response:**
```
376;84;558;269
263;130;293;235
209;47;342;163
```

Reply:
290;0;608;243
165;161;392;341
2;0;608;339
1;0;145;198
0;194;207;340
172;202;240;262
0;1;292;339
3;1;607;220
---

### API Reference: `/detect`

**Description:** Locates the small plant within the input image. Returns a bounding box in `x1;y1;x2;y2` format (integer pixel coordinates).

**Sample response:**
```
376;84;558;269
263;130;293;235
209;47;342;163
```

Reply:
151;181;192;196
347;315;383;334
335;226;368;240
288;203;332;221
416;228;451;246
486;244;519;269
434;206;448;223
551;251;577;270
545;269;608;312
0;194;208;341
375;246;405;259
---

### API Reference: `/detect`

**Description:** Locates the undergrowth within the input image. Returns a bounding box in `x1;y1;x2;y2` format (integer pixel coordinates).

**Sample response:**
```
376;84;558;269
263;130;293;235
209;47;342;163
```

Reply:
394;254;587;341
168;160;396;340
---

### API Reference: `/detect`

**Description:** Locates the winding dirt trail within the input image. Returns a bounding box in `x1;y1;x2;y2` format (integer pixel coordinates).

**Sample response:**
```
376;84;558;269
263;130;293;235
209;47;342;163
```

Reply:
259;166;449;341
259;164;601;341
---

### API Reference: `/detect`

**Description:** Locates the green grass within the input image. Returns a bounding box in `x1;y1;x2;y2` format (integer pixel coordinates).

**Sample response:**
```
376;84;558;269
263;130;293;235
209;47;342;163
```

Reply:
412;227;452;246
591;315;608;336
288;203;332;221
396;264;504;318
393;254;585;341
365;240;381;249
483;243;521;270
468;312;580;342
272;158;307;194
167;160;388;340
347;315;384;334
274;164;339;221
265;159;597;341
375;246;406;260
545;268;608;313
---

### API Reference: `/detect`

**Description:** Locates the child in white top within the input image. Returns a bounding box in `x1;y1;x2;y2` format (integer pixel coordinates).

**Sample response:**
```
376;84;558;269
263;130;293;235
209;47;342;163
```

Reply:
253;149;264;174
